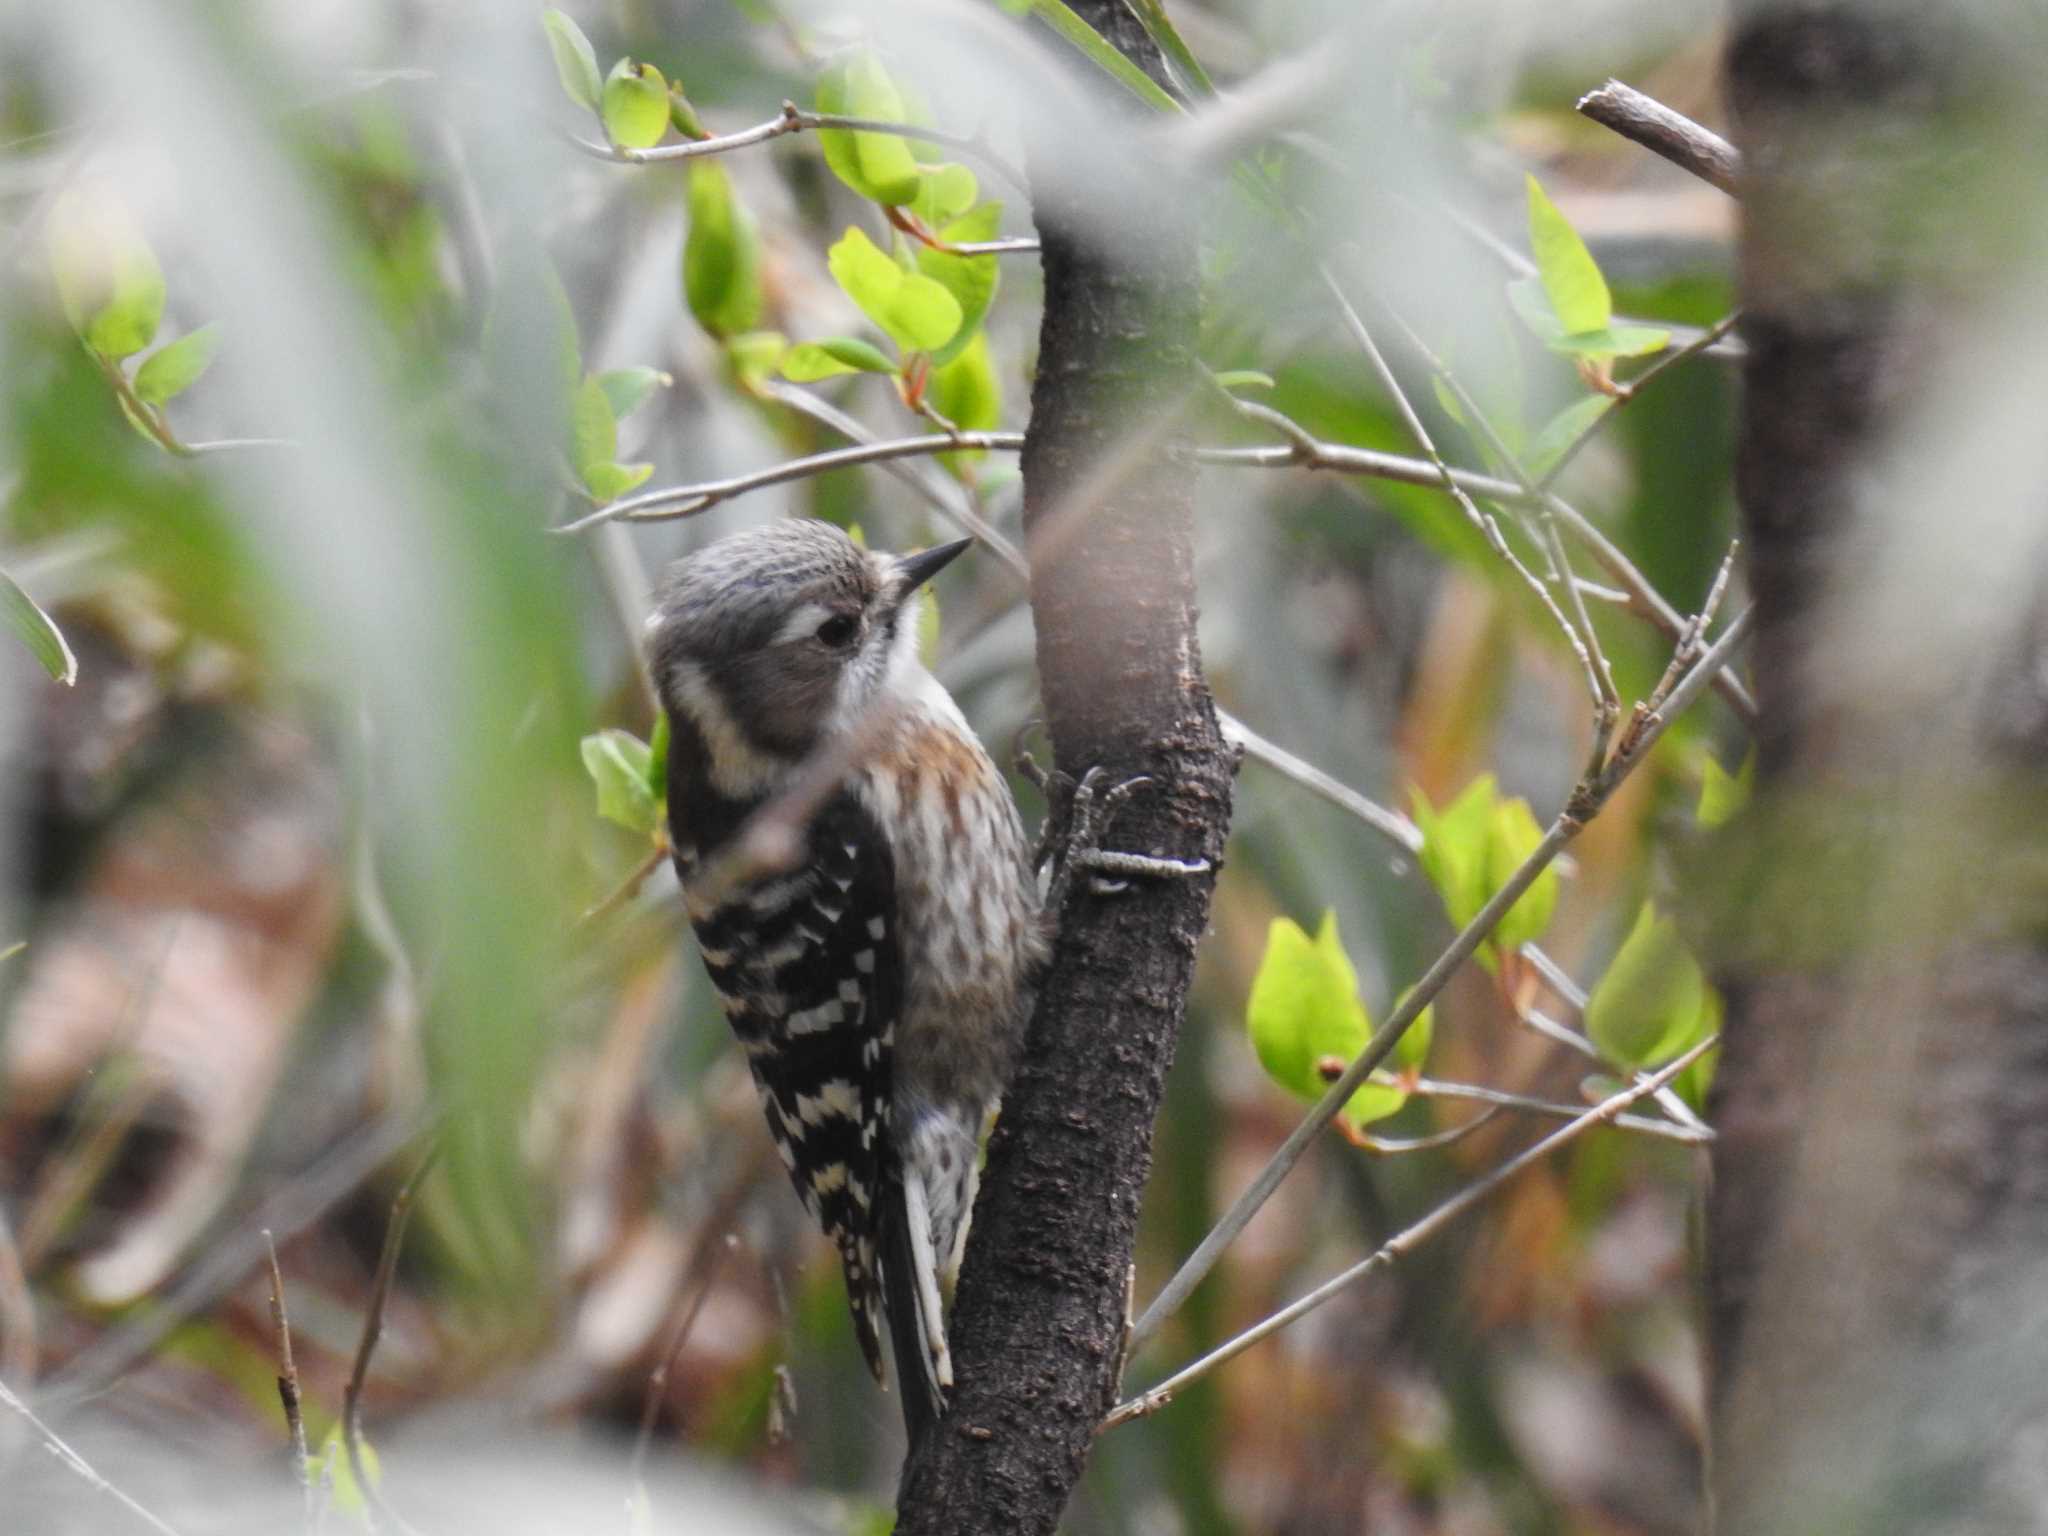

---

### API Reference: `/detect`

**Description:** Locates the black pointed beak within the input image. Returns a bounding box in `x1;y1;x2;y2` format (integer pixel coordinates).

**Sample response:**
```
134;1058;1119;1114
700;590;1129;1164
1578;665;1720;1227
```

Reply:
894;538;973;594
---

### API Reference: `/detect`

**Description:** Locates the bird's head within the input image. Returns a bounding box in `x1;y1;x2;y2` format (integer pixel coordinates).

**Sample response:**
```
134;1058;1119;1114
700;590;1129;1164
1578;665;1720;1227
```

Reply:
646;520;968;782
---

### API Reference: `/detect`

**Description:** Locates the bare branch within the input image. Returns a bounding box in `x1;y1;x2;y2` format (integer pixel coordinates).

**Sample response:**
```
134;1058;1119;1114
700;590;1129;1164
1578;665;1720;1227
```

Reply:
1105;1035;1717;1426
1576;80;1741;196
344;1144;439;1535
560;102;1028;192
262;1231;313;1525
1131;606;1753;1345
551;433;1027;534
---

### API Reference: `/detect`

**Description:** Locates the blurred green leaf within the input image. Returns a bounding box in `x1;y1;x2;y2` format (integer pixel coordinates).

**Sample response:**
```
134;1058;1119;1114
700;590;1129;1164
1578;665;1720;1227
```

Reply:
1526;175;1609;336
1211;369;1277;392
1486;794;1558;957
911;164;979;227
928;330;1001;463
602;59;670;150
582;728;660;834
313;1426;381;1517
47;188;165;359
781;336;896;381
132;324;221;406
1585;901;1714;1068
0;566;77;684
583;460;653;501
1697;750;1755;828
1247;912;1405;1129
916;204;1001;367
646;711;670;801
1390;985;1435;1072
816;53;923;205
726;329;787;386
1024;0;1183;115
1548;324;1672;360
541;8;602;111
1525;394;1614;480
683;161;764;339
594;366;668;422
916;583;941;668
1414;776;1554;971
570;374;617;478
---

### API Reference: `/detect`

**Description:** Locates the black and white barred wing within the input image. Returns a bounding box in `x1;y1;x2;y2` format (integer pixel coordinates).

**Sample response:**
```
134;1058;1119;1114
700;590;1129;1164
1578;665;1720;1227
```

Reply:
684;793;902;1379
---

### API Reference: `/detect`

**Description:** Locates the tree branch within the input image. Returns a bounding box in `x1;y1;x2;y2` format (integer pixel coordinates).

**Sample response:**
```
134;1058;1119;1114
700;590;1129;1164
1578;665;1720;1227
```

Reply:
1575;79;1741;195
892;5;1234;1528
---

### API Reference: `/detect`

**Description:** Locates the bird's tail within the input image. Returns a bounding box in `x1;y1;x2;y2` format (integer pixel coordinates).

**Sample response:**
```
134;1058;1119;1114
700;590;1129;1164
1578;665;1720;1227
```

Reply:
879;1165;951;1453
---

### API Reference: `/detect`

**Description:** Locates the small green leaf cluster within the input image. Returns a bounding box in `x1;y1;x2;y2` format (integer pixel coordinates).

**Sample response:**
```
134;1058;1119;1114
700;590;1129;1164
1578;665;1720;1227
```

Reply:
581;716;668;839
45;187;221;454
1246;911;1434;1133
542;8;707;152
525;263;669;504
1411;775;1559;971
1584;901;1721;1087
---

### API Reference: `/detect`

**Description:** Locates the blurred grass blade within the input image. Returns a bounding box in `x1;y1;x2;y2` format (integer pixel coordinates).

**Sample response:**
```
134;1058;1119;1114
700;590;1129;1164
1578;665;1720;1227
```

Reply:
1;566;78;684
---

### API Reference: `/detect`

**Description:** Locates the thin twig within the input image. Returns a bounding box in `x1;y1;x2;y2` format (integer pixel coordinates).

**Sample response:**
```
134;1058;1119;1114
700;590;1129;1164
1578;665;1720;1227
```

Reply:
578;840;670;927
1104;1035;1717;1426
560;102;1028;192
262;1230;314;1526
0;1378;188;1536
550;433;1026;533
1535;311;1744;493
1318;265;1616;730
1130;607;1752;1345
1218;715;1422;854
1409;1076;1708;1145
1576;80;1741;196
343;1143;440;1535
1351;1104;1504;1156
628;1233;739;1490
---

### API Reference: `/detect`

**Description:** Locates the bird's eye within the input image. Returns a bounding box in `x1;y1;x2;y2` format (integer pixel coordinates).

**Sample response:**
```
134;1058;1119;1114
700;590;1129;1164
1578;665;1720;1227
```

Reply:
815;614;860;648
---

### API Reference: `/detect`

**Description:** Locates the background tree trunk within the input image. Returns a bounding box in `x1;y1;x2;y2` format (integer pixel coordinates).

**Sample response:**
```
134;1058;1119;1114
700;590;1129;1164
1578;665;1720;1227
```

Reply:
1707;5;2048;1530
892;7;1235;1532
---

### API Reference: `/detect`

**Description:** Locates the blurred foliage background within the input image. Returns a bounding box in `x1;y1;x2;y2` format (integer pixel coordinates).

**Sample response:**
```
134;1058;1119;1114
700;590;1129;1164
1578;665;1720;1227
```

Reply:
0;1;1746;1531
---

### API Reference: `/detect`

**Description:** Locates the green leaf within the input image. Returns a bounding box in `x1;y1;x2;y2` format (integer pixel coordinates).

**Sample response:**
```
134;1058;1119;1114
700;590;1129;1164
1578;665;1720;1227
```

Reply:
1585;902;1714;1069
1;566;77;684
827;227;961;354
571;374;617;478
603;59;670;150
1247;913;1406;1129
582;729;660;834
313;1426;381;1517
646;711;670;801
668;87;707;140
1547;324;1672;360
683;161;763;339
595;366;669;422
928;332;1000;475
1412;775;1497;932
815;53;923;205
132;324;221;406
1525;394;1615;481
583;460;653;501
726;330;787;386
47;189;166;359
1526;175;1610;336
780;336;896;381
916;203;1001;367
911;164;979;228
541;8;602;111
1211;369;1277;392
1697;750;1755;828
1486;795;1559;958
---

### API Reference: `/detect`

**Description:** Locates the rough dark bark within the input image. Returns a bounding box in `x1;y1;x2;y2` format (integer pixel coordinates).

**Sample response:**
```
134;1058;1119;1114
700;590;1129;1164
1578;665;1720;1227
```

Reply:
892;8;1234;1532
1707;5;2048;1531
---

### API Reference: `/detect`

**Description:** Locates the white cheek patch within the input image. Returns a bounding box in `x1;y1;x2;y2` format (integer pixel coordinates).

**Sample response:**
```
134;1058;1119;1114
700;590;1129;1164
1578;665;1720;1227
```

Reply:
669;660;782;797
